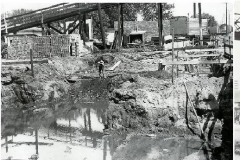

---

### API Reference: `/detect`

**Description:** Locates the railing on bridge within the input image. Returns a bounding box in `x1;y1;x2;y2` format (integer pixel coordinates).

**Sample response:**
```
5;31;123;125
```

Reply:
235;13;240;40
1;3;115;34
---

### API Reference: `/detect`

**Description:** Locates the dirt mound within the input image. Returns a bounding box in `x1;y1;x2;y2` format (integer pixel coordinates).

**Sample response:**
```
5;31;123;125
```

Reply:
139;70;172;79
1;56;92;109
107;75;224;137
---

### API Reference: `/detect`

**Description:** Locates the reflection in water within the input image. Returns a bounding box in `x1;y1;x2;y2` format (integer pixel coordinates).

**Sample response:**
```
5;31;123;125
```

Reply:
103;137;108;160
35;129;38;155
87;108;92;133
1;102;212;160
5;137;8;153
84;112;87;131
1;79;213;160
69;118;71;143
1;98;109;158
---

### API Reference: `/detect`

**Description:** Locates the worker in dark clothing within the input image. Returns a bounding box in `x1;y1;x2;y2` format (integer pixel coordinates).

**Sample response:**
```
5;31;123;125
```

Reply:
97;57;105;78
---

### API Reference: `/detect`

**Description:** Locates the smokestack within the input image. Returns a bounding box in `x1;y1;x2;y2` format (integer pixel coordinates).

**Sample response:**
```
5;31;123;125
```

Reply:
198;3;202;45
226;3;228;35
193;3;196;18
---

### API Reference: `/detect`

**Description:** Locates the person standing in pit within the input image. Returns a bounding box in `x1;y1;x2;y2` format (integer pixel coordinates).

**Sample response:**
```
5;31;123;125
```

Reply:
98;57;105;78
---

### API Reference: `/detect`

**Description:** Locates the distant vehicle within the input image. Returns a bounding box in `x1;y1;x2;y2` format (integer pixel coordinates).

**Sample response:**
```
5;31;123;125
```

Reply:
170;16;208;36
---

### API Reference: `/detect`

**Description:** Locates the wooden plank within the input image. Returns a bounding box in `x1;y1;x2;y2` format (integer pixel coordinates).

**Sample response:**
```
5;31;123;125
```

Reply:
178;54;220;58
185;48;223;53
69;22;80;34
163;59;232;65
124;50;171;54
224;43;233;48
158;3;163;46
106;61;121;71
2;59;48;65
184;72;212;75
30;49;34;77
224;52;233;58
48;24;63;34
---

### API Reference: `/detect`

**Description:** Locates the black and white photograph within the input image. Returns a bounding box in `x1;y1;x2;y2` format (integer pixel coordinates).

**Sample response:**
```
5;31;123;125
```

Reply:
235;1;240;160
1;1;233;160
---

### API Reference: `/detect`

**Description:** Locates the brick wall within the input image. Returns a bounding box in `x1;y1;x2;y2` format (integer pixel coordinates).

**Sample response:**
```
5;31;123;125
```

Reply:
114;21;170;42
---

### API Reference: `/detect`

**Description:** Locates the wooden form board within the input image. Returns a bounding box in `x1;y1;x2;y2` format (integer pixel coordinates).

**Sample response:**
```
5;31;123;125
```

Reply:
224;43;233;48
106;61;121;71
2;59;48;65
178;54;220;58
162;59;232;65
140;51;171;54
185;48;223;53
184;72;213;75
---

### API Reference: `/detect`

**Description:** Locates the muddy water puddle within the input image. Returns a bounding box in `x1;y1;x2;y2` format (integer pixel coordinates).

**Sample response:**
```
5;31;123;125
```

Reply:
1;79;215;160
1;102;215;160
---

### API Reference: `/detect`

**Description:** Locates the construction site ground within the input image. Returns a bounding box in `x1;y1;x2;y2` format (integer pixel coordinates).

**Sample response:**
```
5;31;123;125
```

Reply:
1;47;233;160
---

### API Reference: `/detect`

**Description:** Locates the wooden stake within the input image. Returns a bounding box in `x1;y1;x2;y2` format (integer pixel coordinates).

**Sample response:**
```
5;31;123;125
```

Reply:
78;15;82;35
198;3;203;46
41;12;44;36
83;14;87;38
121;4;124;46
229;36;231;59
224;39;226;55
98;4;106;49
172;28;174;84
30;49;34;77
158;3;163;47
183;82;205;139
118;4;121;51
226;3;228;35
177;51;179;77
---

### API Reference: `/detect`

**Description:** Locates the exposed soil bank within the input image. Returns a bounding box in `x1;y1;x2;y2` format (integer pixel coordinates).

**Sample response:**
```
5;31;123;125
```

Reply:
107;75;223;136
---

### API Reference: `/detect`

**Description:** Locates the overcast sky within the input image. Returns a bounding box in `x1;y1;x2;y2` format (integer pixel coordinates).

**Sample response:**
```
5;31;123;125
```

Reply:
173;3;233;24
1;2;233;25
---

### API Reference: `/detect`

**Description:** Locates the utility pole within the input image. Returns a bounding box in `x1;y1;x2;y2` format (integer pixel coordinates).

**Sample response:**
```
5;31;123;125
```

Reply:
172;28;174;84
98;4;106;49
229;11;231;33
226;3;228;35
117;4;121;51
193;3;196;18
41;12;44;36
158;3;163;47
198;3;203;46
121;4;124;47
3;11;9;54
